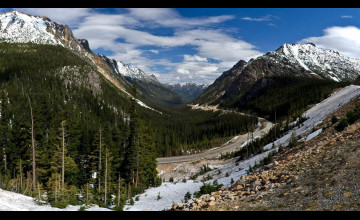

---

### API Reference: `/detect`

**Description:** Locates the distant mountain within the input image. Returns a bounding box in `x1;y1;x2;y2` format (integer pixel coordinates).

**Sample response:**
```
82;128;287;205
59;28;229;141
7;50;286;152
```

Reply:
164;82;208;102
99;54;185;106
194;43;360;106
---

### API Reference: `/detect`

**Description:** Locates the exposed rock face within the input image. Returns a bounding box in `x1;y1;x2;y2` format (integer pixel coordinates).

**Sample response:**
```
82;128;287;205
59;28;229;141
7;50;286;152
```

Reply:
77;39;91;51
98;53;160;84
98;54;120;75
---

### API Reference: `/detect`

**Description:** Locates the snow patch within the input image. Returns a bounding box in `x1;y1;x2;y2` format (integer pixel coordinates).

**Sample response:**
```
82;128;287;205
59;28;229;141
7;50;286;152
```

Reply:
306;128;322;142
0;188;110;211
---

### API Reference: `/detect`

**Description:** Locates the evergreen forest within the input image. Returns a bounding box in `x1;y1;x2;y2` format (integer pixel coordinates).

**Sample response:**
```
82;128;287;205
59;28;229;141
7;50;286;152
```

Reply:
230;75;349;122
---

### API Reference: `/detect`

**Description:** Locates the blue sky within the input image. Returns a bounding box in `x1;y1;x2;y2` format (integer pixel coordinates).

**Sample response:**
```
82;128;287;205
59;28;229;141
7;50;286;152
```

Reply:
3;8;360;84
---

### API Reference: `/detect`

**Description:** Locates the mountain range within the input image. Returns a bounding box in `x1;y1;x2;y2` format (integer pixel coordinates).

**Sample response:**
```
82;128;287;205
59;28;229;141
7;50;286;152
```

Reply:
194;42;360;108
2;10;360;212
164;82;208;102
0;10;194;109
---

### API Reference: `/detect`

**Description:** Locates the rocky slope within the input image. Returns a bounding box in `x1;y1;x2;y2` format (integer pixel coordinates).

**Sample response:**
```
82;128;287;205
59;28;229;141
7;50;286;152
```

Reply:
98;54;158;84
194;43;360;106
172;93;360;211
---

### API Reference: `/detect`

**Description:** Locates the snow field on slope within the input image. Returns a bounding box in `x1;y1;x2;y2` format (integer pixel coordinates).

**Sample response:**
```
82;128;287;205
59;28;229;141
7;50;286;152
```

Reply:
264;85;360;150
0;188;110;211
124;150;273;211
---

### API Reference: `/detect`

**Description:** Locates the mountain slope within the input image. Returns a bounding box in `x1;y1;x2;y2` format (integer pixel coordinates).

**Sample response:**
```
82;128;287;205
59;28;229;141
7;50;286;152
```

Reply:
203;93;360;211
0;10;133;97
170;85;360;211
99;53;186;107
194;43;360;107
164;82;208;102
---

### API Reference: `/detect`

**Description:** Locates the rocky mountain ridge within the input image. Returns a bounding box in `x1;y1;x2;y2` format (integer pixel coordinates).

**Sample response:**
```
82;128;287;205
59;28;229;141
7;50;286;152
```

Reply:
98;54;159;84
194;43;360;106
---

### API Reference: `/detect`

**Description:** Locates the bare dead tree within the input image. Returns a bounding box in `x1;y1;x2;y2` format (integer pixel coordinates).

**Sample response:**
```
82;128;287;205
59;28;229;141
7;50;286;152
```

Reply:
19;159;22;192
117;174;121;207
27;94;36;191
104;145;108;206
3;147;6;172
61;120;66;191
98;126;102;193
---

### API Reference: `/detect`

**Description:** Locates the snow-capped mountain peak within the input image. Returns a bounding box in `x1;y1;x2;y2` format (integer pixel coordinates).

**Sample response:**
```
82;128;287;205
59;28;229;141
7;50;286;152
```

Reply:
164;82;209;101
0;10;91;57
264;42;360;82
116;61;151;80
98;53;159;83
0;10;63;45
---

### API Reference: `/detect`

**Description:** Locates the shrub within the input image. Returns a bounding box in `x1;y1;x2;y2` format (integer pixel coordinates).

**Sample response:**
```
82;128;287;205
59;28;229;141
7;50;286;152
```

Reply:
287;131;298;148
199;165;212;175
184;191;191;202
331;116;338;125
335;118;348;132
129;198;135;205
157;192;162;201
193;180;223;198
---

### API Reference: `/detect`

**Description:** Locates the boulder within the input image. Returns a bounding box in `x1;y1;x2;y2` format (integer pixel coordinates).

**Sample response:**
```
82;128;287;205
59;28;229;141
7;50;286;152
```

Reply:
236;185;243;190
208;201;217;207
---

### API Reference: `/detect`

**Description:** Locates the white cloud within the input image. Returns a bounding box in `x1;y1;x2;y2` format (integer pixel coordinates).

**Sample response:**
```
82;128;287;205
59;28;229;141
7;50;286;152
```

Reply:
184;55;208;62
241;14;278;22
177;69;191;75
268;23;278;28
341;15;353;19
128;8;234;28
300;26;360;58
149;50;159;54
14;8;92;26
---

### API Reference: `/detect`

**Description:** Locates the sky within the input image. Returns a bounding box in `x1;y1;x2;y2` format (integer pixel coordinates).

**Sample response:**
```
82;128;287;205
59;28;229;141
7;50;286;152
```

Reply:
2;8;360;85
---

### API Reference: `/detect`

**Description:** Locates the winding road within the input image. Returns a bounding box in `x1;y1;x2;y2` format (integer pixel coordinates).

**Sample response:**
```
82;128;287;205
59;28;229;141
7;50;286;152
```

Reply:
156;106;274;164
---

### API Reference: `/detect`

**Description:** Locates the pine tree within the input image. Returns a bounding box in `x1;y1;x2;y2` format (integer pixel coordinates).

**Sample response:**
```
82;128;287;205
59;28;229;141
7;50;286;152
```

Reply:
123;85;139;185
27;94;36;191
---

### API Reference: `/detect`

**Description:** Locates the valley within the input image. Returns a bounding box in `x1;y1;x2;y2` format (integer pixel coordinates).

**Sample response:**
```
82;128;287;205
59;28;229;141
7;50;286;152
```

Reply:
157;107;272;164
0;9;360;212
